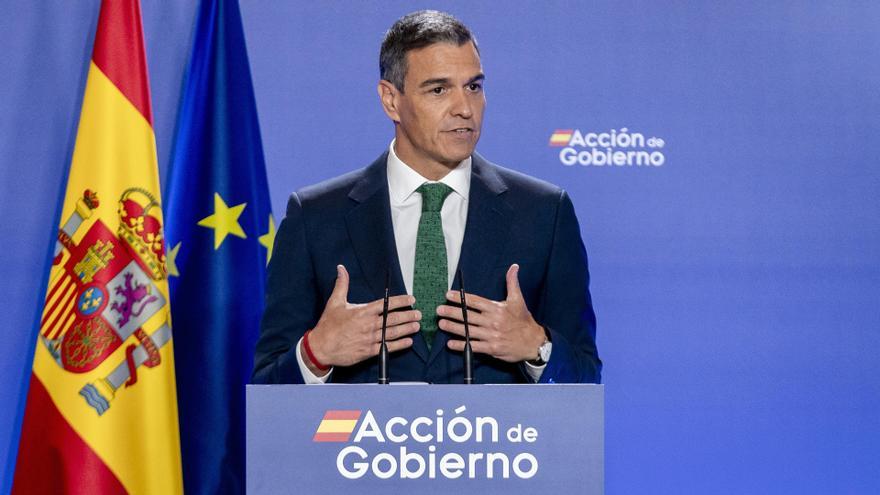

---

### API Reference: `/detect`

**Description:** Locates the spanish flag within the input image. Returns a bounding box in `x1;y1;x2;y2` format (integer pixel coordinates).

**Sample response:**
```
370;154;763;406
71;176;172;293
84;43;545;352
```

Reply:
549;129;574;147
313;411;362;442
12;1;183;493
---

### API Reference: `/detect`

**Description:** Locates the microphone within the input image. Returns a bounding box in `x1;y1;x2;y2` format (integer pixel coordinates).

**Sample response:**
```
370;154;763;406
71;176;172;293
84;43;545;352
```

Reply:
458;269;473;385
378;269;390;384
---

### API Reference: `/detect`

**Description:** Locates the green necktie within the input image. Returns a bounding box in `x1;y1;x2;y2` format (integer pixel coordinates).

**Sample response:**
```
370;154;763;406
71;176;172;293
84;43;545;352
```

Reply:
413;182;453;350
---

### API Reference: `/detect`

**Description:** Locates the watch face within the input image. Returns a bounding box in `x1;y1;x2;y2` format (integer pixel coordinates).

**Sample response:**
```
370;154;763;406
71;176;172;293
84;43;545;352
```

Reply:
539;342;552;362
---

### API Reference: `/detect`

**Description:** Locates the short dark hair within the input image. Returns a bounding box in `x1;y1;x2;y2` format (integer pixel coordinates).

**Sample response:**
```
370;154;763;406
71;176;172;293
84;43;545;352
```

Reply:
380;10;478;92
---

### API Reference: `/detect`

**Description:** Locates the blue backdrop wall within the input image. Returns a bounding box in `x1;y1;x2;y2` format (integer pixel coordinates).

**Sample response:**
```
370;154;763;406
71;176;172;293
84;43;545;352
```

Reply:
1;1;878;493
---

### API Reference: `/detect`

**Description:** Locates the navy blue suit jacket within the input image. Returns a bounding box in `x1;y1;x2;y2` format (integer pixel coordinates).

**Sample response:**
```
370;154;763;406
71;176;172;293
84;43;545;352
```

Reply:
252;152;601;384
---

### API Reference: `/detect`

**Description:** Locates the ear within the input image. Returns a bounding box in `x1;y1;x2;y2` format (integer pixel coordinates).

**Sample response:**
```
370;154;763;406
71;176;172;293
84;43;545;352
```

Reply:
377;80;401;123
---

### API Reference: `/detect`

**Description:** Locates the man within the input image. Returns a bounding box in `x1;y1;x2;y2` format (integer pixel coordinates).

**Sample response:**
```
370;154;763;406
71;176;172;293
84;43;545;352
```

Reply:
253;10;600;384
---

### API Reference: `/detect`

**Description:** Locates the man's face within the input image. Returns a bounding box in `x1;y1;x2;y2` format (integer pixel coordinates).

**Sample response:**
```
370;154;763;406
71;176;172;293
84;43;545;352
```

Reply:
380;41;485;176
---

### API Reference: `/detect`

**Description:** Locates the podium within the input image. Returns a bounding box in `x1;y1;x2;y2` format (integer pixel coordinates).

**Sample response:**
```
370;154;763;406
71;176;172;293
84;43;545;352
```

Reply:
247;384;603;494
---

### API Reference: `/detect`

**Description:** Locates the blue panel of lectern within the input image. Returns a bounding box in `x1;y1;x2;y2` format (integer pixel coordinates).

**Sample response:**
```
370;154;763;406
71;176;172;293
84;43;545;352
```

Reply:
247;384;603;494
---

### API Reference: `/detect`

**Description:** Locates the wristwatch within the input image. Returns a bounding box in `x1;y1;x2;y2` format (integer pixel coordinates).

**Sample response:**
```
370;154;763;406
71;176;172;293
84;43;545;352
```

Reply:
527;326;552;366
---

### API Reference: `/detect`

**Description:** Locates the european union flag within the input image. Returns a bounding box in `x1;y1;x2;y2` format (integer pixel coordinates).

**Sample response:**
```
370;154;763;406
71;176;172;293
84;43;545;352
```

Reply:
163;0;272;492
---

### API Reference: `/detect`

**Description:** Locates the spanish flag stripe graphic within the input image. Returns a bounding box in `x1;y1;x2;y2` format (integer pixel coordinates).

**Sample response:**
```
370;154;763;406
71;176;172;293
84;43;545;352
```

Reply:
549;129;573;146
313;432;354;443
312;410;361;442
13;1;183;494
316;419;358;433
322;410;362;420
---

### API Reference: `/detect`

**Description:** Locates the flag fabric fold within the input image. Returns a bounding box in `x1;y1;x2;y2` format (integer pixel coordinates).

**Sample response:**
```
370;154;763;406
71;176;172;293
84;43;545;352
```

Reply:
164;0;273;492
13;1;183;493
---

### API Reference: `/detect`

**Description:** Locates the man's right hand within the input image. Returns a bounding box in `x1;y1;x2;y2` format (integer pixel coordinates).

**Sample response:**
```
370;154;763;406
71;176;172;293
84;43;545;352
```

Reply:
302;265;421;376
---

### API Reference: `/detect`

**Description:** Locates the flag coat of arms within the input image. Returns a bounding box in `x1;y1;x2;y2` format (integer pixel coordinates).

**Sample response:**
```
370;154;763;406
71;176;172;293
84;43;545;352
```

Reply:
13;1;183;493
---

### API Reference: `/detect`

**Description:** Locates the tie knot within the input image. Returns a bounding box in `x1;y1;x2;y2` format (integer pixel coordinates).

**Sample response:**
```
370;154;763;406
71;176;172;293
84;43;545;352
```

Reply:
418;183;453;212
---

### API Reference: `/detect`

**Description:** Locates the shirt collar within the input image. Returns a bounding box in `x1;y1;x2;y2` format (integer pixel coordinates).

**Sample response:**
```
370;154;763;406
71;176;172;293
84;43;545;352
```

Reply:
386;140;471;205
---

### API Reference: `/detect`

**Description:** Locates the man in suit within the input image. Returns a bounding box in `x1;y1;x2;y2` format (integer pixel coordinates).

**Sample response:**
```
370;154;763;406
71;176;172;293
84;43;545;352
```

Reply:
252;10;600;385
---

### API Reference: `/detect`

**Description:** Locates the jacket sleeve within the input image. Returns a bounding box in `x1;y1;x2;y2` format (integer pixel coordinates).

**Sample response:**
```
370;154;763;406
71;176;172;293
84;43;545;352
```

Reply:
534;190;602;383
251;192;318;384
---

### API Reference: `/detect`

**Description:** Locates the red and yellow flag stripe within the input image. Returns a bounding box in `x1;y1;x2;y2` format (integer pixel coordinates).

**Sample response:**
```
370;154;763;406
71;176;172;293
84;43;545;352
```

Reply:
313;410;362;442
549;129;574;146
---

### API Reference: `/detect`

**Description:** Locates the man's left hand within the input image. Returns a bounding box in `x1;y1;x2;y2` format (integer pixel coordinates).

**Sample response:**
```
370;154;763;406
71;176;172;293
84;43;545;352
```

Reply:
437;264;545;363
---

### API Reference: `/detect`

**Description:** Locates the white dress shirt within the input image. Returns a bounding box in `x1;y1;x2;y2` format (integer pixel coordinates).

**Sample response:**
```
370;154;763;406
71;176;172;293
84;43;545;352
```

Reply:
298;142;545;383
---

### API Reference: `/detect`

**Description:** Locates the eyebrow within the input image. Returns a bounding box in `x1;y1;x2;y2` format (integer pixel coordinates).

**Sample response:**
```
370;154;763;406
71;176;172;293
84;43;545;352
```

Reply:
418;73;486;88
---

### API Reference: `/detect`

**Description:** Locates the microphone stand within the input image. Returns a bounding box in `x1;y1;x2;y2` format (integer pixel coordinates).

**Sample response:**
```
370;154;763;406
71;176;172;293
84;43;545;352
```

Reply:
458;269;473;384
378;270;390;384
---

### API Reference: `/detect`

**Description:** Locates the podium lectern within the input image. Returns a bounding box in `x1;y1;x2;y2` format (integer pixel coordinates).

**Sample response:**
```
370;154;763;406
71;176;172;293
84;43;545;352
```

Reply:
247;384;603;494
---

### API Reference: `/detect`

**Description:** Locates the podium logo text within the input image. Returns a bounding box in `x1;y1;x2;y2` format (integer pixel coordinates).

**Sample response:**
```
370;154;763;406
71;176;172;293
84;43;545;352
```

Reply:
316;405;541;480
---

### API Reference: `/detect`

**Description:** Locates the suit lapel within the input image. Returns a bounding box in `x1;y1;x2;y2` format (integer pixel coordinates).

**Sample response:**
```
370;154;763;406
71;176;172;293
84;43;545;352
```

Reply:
426;153;512;367
345;153;429;362
344;153;407;298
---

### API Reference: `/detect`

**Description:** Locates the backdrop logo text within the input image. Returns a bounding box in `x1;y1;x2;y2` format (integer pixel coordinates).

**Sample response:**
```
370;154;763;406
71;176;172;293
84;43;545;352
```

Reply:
550;128;666;167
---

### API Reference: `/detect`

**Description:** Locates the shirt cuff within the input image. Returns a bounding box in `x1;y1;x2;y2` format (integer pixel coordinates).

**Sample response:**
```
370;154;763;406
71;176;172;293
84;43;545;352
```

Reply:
523;359;547;383
296;337;332;384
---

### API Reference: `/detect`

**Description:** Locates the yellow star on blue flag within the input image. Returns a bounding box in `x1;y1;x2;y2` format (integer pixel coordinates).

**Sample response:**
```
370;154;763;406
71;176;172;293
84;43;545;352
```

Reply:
197;193;247;249
166;242;181;277
258;215;276;264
